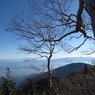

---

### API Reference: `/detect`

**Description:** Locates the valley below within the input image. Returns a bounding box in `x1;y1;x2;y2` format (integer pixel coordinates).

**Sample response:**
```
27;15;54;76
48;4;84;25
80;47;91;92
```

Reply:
0;57;95;95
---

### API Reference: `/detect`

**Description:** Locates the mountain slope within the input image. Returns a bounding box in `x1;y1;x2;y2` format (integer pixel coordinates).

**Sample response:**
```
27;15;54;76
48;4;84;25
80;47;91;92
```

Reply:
28;64;95;95
52;63;92;77
31;63;92;79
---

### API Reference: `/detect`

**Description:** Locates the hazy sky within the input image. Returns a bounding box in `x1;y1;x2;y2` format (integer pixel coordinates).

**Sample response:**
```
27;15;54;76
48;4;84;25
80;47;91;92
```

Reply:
0;0;94;59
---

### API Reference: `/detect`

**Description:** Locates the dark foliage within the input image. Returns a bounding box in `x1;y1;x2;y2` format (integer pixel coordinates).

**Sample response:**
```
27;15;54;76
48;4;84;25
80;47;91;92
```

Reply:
1;65;95;95
0;68;17;95
19;65;95;95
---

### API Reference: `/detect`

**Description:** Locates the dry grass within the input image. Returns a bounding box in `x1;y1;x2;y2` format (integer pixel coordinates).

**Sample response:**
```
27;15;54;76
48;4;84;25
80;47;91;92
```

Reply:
36;66;95;95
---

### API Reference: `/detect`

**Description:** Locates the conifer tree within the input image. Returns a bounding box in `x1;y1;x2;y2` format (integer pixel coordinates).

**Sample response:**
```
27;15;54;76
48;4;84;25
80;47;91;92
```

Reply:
1;67;17;95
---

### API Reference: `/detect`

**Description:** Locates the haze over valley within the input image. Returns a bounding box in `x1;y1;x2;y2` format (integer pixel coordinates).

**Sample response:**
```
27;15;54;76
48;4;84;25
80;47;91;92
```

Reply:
0;57;94;77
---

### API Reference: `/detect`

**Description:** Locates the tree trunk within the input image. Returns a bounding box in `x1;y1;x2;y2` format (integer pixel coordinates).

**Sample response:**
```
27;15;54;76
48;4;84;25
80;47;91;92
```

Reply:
47;53;52;88
83;0;95;37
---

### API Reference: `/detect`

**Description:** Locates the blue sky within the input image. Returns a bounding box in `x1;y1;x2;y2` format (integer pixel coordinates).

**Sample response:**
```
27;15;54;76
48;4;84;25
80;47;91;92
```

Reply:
0;0;29;59
0;0;94;59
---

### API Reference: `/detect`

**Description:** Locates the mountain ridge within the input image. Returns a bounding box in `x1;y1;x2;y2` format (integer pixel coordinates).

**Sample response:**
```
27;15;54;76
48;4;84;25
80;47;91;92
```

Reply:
0;57;94;77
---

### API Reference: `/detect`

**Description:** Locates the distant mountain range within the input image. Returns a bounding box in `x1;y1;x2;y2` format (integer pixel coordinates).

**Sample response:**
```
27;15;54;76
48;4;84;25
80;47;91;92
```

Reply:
0;58;95;95
0;57;94;77
30;63;92;80
0;62;94;88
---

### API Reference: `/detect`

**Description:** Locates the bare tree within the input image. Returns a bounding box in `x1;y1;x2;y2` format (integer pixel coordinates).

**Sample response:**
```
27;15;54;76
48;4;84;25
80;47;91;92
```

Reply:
7;15;64;87
27;0;93;50
77;0;95;56
82;0;95;38
6;0;95;87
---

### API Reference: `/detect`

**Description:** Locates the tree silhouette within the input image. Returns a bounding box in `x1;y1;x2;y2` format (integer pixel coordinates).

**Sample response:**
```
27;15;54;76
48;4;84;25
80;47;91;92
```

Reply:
1;68;16;95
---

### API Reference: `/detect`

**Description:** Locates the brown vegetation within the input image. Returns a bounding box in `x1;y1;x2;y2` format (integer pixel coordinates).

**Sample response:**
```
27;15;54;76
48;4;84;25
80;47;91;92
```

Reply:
30;65;95;95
